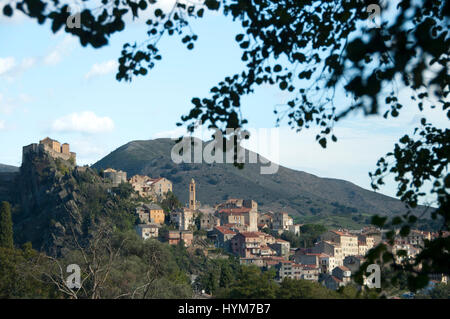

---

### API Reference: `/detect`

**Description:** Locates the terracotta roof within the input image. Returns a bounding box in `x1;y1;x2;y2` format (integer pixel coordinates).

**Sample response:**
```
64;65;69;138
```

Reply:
331;276;342;283
331;230;355;237
337;265;350;271
302;265;318;270
214;226;236;235
262;256;285;261
239;232;263;238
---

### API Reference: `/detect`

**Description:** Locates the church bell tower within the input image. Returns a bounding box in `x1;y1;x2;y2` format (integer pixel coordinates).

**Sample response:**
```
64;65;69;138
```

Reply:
189;178;196;210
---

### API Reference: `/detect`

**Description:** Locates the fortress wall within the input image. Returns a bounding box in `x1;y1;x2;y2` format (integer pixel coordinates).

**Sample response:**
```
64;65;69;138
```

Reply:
22;142;76;165
61;143;70;154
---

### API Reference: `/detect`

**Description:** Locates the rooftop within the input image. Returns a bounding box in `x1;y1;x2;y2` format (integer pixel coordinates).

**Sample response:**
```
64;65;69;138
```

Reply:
337;265;350;271
214;226;236;235
239;231;265;238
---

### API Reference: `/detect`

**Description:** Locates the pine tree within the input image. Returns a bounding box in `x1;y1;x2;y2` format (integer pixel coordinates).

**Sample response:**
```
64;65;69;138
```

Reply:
0;201;13;248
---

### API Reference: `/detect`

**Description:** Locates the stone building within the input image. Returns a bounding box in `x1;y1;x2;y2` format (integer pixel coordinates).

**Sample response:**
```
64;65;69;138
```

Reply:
272;212;294;233
135;224;160;240
240;257;264;267
103;168;127;186
277;261;319;281
170;208;195;231
311;241;345;268
268;239;291;257
199;211;219;231
343;255;364;274
321;230;359;257
166;230;193;247
231;231;277;258
209;226;236;251
258;213;273;228
128;175;172;199
320;265;352;290
217;207;258;232
23;137;76;164
136;203;165;225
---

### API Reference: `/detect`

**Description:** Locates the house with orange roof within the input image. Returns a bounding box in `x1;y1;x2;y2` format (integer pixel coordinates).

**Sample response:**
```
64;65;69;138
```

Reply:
321;230;359;257
128;175;172;199
277;261;320;281
209;226;236;251
231;231;277;258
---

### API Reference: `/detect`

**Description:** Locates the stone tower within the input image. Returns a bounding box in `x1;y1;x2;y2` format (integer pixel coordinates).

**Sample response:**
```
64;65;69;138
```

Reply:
189;178;196;210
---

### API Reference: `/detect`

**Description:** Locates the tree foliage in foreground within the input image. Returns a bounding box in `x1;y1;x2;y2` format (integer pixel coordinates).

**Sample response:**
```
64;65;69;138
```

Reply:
2;0;449;291
0;201;13;249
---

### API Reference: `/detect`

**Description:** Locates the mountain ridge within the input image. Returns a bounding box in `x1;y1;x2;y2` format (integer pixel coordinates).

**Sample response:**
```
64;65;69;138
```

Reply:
0;163;19;173
92;138;412;228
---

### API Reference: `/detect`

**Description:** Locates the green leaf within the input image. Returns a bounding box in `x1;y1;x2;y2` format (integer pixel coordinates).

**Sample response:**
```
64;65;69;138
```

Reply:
371;215;387;228
235;34;244;42
279;81;288;90
318;138;327;148
400;225;410;237
3;4;13;16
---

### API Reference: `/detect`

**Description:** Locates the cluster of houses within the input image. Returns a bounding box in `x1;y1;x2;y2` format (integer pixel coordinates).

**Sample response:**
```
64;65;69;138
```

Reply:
102;168;173;200
105;171;448;291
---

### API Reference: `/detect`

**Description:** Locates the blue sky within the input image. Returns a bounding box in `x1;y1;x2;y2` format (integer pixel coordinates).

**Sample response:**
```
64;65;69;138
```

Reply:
0;1;446;204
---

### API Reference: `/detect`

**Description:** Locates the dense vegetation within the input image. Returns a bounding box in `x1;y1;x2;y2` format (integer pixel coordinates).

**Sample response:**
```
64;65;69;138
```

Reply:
280;224;328;248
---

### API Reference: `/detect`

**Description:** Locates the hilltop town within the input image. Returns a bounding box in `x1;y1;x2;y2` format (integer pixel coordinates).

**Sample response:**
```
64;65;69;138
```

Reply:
6;137;447;295
126;172;448;291
58;138;446;292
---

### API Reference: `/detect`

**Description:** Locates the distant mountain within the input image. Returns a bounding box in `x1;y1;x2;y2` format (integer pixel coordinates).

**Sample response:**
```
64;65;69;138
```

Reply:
0;163;19;173
0;164;19;203
93;138;415;228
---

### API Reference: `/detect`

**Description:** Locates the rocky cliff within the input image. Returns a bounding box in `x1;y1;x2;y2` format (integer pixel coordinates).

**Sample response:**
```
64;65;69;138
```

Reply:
7;150;136;255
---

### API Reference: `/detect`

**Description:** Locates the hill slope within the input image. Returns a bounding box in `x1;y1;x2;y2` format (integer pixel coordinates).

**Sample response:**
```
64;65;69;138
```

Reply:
93;138;411;228
0;163;19;173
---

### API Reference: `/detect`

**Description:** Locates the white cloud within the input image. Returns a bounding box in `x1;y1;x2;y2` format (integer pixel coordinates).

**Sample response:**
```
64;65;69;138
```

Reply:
0;57;16;75
44;36;77;65
0;92;33;114
51;111;115;134
85;60;118;79
0;119;5;130
0;56;36;80
70;139;111;165
152;127;191;139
